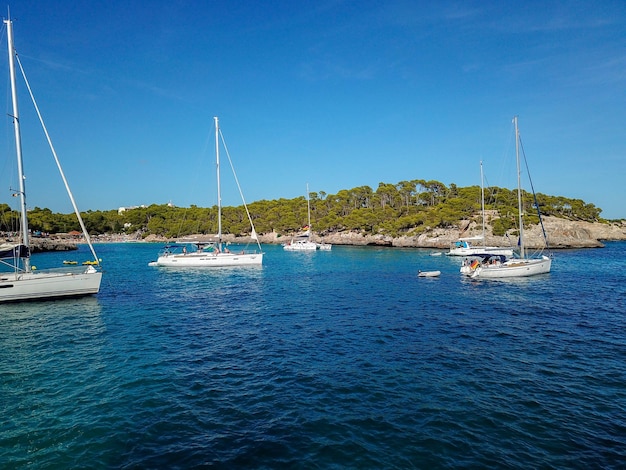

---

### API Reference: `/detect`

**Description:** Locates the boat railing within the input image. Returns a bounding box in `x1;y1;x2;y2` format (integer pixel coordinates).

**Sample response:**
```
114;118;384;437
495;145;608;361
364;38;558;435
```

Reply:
6;265;94;275
160;243;262;257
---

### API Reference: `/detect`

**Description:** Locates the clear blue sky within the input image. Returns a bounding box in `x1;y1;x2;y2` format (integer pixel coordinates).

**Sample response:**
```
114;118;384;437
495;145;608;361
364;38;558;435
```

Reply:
1;1;625;219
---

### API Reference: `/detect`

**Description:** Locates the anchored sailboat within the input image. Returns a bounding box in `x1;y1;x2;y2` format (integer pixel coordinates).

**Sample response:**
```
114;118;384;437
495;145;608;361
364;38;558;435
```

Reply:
448;161;513;256
0;17;102;302
283;184;332;251
283;184;318;251
150;117;263;267
461;116;552;279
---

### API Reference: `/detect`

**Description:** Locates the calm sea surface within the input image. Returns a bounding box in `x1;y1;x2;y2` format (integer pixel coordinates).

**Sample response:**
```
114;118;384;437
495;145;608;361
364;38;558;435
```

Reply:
1;242;625;469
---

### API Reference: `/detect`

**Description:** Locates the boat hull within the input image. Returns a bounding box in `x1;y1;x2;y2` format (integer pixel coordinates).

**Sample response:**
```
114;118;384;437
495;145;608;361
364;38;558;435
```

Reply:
0;267;102;303
283;241;317;251
153;251;263;267
283;239;332;251
466;256;551;279
418;270;441;277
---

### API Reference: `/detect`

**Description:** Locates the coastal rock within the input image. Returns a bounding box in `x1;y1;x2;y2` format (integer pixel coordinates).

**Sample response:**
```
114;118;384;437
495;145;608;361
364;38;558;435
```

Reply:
142;218;626;250
320;232;394;246
543;217;626;247
312;218;626;249
29;238;77;252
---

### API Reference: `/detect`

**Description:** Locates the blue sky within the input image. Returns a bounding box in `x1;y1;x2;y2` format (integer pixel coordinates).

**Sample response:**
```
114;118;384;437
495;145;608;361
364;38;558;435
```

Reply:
1;0;625;219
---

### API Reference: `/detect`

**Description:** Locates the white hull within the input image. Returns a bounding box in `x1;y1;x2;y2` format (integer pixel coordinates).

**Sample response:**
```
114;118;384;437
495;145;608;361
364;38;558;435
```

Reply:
283;241;333;251
283;240;317;251
463;256;551;279
0;267;102;303
153;251;263;267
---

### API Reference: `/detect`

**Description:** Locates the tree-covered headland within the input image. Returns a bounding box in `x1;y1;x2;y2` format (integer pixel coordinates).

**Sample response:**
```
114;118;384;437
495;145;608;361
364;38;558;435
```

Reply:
0;179;606;239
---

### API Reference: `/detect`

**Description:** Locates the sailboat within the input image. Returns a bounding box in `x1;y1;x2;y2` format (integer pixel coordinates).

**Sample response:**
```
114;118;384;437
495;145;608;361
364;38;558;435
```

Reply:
150;117;263;267
0;17;102;302
283;184;332;251
461;116;551;279
448;161;513;256
283;184;318;251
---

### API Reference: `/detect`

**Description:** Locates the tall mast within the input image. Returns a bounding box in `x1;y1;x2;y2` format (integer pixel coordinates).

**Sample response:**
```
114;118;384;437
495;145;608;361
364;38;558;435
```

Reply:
514;116;524;259
480;160;485;248
306;182;311;235
214;116;222;246
5;17;30;271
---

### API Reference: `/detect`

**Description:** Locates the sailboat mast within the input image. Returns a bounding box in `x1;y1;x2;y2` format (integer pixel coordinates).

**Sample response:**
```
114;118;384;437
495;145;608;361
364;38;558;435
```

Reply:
214;116;222;247
480;161;485;247
514;116;525;259
306;183;311;234
5;18;30;271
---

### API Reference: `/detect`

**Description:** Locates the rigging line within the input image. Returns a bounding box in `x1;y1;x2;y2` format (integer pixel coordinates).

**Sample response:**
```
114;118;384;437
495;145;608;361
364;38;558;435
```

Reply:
481;170;497;206
15;52;100;264
218;128;261;247
518;136;550;250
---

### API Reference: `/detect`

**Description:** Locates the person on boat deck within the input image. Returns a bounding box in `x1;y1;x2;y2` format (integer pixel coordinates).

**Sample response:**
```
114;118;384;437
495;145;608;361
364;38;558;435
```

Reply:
223;247;230;253
182;246;187;255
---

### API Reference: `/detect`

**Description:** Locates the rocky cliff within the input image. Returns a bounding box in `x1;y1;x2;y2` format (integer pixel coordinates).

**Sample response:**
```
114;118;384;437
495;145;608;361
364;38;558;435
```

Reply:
258;217;626;249
86;218;626;250
29;238;78;252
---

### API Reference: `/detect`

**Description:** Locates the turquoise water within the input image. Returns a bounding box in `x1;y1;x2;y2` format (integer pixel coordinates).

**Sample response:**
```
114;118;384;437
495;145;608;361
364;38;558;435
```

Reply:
1;242;626;468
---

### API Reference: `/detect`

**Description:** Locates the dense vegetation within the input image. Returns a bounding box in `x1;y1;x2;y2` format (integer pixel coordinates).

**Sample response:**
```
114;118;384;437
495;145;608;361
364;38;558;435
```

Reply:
0;180;605;239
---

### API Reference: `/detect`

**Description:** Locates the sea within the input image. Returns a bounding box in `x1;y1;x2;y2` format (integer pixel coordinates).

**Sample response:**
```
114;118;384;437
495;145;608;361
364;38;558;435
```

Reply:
1;241;625;469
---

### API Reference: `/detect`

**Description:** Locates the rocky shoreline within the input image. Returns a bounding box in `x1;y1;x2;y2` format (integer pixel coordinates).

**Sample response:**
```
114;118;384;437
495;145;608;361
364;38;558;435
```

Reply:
309;217;626;249
147;217;626;250
24;217;626;252
28;238;79;253
271;217;626;249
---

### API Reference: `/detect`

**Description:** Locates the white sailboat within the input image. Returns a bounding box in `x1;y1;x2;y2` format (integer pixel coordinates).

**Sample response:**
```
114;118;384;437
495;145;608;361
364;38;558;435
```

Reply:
461;116;551;279
283;184;317;251
150;117;263;267
283;184;332;251
0;17;102;302
448;161;513;257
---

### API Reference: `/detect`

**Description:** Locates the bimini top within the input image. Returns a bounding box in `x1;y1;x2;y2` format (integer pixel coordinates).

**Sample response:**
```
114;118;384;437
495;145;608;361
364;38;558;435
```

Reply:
470;253;509;263
0;243;29;259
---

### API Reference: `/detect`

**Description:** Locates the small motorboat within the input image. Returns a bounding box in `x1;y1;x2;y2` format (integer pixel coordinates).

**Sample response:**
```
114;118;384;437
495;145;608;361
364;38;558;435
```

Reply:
62;260;78;265
418;270;441;277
